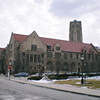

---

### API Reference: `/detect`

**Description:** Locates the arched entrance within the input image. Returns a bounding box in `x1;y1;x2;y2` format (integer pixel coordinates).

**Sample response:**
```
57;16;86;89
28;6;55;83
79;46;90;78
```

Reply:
46;61;53;72
56;61;61;75
62;62;68;71
70;62;75;73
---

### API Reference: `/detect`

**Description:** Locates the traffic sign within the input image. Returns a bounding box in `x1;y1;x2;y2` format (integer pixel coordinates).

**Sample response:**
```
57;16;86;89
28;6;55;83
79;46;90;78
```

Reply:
8;65;12;70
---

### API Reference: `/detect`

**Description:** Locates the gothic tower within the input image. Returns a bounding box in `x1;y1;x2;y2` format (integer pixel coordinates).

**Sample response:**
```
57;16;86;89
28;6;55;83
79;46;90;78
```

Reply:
69;20;83;43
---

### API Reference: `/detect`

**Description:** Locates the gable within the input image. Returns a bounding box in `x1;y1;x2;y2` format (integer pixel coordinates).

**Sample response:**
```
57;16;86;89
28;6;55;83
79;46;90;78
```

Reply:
20;31;45;51
9;33;14;45
53;42;62;52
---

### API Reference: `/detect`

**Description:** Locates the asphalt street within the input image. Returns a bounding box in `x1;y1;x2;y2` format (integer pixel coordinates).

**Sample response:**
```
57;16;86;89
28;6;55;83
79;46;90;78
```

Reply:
0;76;100;100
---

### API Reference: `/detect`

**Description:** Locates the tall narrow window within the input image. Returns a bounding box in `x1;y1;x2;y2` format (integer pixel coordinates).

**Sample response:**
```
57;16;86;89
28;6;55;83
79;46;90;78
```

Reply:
31;45;37;51
70;53;73;59
47;52;52;57
88;54;91;60
30;54;33;62
38;55;40;62
95;54;98;60
76;54;78;59
84;50;87;60
64;53;67;59
92;51;94;60
34;55;37;63
26;54;29;62
55;53;61;58
41;53;44;58
22;52;25;56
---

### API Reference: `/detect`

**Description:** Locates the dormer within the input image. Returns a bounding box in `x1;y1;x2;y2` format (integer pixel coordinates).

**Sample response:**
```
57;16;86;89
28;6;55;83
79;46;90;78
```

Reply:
46;44;51;50
81;46;87;53
54;42;62;52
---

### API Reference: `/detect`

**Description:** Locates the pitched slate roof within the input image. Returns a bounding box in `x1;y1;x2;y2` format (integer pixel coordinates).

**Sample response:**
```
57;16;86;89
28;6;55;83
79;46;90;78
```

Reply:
0;48;6;52
40;37;98;54
13;33;98;54
13;33;28;43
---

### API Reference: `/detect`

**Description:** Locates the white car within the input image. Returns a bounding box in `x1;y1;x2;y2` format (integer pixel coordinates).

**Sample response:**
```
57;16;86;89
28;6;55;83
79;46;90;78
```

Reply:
31;73;43;77
42;71;53;76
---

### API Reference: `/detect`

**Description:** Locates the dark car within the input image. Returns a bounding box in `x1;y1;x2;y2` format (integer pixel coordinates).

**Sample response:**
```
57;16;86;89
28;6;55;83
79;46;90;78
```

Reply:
5;73;8;77
14;72;29;77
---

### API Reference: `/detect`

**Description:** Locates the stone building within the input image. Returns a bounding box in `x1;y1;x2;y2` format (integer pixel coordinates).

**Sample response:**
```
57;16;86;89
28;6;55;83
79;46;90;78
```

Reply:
0;48;6;74
0;20;99;74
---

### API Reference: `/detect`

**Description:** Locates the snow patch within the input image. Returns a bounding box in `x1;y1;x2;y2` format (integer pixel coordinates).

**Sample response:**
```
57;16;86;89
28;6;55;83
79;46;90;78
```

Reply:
29;76;53;83
29;76;100;84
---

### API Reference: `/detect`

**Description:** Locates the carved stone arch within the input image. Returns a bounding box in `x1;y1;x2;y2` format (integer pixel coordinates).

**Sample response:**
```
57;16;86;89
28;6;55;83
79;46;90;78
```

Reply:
78;62;81;73
62;62;68;71
84;62;89;73
46;61;53;72
70;62;75;72
56;61;61;75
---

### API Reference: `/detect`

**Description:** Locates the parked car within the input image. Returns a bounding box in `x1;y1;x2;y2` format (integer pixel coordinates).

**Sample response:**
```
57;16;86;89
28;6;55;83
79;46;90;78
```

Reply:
5;73;8;77
42;71;53;76
31;73;43;77
14;72;29;77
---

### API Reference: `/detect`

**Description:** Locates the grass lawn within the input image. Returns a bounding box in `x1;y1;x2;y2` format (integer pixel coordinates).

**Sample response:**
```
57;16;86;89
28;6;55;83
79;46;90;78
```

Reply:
54;79;100;89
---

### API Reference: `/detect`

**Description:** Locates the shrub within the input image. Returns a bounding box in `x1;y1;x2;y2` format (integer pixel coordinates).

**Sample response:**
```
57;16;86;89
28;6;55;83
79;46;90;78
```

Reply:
27;76;42;80
49;76;68;80
27;75;68;80
27;74;82;80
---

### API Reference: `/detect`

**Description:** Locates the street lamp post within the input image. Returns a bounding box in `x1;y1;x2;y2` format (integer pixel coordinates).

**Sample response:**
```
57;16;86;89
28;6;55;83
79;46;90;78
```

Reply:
8;60;12;80
38;62;42;77
81;55;84;84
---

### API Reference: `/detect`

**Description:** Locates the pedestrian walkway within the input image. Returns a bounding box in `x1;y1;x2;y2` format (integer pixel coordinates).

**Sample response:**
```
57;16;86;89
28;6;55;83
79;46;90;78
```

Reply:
8;77;100;98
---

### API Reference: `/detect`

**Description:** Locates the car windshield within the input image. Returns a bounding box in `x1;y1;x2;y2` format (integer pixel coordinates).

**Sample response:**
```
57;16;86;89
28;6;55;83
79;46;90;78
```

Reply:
19;72;27;74
36;73;39;75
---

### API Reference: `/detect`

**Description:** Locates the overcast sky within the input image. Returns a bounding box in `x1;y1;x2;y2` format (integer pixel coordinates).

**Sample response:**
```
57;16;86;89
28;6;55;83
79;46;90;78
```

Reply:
0;0;100;48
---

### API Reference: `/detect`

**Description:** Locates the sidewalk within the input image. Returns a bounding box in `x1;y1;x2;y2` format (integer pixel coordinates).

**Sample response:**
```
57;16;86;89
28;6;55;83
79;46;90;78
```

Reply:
9;77;100;98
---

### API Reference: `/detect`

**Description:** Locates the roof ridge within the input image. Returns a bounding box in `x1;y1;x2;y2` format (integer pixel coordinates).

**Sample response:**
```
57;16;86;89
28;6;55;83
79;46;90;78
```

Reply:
40;37;90;45
0;48;6;51
13;33;28;36
40;37;68;42
13;33;28;43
